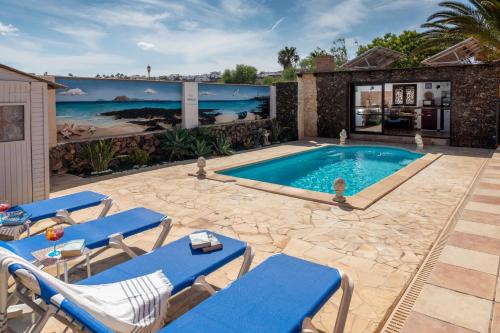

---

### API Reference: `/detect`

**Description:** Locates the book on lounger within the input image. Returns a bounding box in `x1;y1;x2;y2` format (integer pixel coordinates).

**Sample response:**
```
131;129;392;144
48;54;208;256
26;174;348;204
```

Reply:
60;239;86;258
189;232;223;252
201;237;223;253
189;232;212;249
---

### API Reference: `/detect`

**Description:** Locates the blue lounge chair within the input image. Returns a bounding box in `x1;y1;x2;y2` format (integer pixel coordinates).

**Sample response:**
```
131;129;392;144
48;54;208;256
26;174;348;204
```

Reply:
0;207;172;264
161;254;353;333
0;191;113;240
1;231;253;333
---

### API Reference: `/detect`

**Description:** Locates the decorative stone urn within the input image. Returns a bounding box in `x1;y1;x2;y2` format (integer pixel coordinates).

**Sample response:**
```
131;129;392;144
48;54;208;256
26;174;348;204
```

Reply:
415;134;424;151
333;178;346;203
339;129;347;146
196;157;207;179
263;130;271;146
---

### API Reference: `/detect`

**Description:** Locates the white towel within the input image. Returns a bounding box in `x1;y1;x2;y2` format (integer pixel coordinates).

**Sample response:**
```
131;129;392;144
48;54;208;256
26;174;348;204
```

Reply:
0;248;172;333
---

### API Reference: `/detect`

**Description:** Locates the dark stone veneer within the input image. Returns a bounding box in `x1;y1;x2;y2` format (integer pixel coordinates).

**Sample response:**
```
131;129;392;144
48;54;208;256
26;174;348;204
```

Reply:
313;64;499;148
275;82;299;140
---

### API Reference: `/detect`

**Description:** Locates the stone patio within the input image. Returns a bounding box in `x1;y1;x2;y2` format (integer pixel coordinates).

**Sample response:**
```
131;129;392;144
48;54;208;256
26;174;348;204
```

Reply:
12;140;491;332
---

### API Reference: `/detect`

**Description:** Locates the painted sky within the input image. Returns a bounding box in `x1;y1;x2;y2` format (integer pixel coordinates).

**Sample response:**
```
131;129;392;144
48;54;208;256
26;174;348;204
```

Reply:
56;77;182;102
199;84;269;101
0;0;442;76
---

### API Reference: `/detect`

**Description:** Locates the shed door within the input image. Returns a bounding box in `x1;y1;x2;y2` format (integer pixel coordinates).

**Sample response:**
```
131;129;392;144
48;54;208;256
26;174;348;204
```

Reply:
0;81;32;205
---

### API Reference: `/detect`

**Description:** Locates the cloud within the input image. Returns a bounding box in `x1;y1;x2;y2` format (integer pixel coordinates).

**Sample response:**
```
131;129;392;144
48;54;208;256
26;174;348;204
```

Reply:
317;0;367;31
220;0;266;18
88;7;170;28
0;22;18;36
60;88;87;96
137;41;155;50
270;17;285;32
200;91;216;96
142;25;274;62
144;88;157;94
51;25;106;49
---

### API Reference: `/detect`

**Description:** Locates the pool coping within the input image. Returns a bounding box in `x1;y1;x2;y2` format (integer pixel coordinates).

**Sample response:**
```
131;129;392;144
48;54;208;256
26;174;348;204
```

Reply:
202;144;442;210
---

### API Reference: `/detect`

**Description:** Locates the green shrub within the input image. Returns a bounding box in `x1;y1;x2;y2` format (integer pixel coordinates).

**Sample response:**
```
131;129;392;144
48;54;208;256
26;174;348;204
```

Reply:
128;148;150;166
212;136;233;156
191;139;213;157
190;127;214;143
270;119;283;143
162;127;194;161
84;139;117;173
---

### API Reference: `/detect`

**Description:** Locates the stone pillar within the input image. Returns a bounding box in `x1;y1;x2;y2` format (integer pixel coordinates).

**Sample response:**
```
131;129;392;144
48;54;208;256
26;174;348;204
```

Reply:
182;82;198;129
298;73;318;139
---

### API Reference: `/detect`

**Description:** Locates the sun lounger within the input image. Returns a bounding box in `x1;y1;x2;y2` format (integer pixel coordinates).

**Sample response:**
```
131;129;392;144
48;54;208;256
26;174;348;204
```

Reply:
161;254;353;333
0;207;171;264
1;231;252;333
0;191;112;240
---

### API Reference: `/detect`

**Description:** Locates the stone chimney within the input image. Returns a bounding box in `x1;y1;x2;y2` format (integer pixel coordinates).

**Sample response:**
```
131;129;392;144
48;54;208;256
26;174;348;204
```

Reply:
315;55;335;73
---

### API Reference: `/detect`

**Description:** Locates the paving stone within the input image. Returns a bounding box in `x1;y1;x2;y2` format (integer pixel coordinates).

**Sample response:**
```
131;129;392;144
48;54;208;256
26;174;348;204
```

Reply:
413;284;492;333
428;262;496;300
402;312;477;333
447;231;500;255
439;245;499;275
455;220;500;240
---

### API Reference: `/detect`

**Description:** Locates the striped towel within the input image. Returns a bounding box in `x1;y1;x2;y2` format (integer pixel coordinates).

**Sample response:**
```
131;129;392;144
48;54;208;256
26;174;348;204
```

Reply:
0;248;172;333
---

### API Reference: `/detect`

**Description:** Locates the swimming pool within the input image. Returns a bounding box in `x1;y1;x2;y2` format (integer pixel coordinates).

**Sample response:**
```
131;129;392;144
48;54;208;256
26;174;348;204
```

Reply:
217;146;424;196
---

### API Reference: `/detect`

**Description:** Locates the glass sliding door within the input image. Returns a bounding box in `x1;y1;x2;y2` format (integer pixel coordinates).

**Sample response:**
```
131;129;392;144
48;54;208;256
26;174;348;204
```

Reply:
354;85;383;133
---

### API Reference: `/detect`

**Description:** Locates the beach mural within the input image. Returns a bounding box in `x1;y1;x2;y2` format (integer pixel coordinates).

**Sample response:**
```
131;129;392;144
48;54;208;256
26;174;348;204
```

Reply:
198;84;270;125
55;77;182;141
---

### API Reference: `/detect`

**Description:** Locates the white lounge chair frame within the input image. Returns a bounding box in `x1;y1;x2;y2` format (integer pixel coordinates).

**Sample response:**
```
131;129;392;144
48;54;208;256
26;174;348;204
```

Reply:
14;197;113;239
0;215;173;330
0;242;253;333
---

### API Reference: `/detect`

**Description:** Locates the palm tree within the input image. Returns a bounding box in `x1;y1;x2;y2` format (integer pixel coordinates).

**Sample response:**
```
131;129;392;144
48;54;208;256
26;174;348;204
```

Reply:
278;46;300;69
309;47;329;58
420;0;500;60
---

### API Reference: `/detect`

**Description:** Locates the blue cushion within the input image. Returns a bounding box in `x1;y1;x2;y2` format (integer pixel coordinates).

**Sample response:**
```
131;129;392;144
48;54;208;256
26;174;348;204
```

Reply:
161;254;342;333
12;191;108;222
7;231;247;333
59;299;114;333
79;231;247;294
0;207;165;262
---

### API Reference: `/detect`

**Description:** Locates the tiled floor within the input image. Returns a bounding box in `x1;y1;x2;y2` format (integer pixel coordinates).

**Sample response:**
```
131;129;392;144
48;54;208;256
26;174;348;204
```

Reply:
400;148;500;333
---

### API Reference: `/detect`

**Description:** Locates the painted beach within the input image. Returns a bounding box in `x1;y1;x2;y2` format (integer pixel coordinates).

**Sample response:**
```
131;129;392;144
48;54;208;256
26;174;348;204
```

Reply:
55;77;183;141
198;84;270;125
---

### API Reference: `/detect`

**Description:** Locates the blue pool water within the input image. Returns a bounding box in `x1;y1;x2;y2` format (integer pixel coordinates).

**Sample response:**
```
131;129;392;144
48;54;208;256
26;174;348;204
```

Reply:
218;146;423;196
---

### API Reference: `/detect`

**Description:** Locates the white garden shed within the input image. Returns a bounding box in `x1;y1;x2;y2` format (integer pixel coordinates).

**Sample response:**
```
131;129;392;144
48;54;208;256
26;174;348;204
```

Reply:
0;64;63;205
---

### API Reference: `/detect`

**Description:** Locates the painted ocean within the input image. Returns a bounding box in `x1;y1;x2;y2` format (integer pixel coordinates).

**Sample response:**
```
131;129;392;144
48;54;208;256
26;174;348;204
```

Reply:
56;101;182;126
56;99;270;127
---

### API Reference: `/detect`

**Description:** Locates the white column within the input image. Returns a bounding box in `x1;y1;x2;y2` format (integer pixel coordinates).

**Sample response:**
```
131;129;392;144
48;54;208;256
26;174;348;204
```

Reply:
182;82;198;129
270;85;276;119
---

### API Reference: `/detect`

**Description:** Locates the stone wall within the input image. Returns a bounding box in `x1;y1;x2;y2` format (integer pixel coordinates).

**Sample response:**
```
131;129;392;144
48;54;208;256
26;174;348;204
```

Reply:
275;82;298;140
314;64;499;148
50;119;274;175
205;119;272;148
50;132;165;175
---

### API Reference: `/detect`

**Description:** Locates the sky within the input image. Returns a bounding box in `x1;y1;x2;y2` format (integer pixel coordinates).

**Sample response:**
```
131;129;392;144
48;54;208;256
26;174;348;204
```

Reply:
0;0;442;77
55;77;270;101
55;77;183;102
